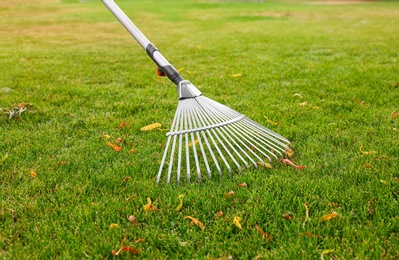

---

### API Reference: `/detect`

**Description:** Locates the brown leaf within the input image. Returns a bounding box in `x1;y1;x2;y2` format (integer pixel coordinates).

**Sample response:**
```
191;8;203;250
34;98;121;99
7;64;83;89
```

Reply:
304;232;318;238
184;216;205;230
238;183;247;188
125;195;136;201
391;112;399;118
30;170;37;178
121;177;131;184
280;158;306;170
129;149;135;154
106;142;122;152
215;211;224;218
112;246;139;256
119;122;128;130
135;238;145;243
224;191;235;198
255;223;272;240
319;212;338;221
115;137;122;143
143;198;158;212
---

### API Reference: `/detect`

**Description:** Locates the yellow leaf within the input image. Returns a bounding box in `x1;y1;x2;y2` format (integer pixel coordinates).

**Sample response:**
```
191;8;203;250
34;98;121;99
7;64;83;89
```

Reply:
104;134;111;140
319;212;338;221
360;145;377;155
109;223;119;229
380;180;388;184
285;148;294;157
140;123;162;131
184;216;205;230
312;106;321;110
300;102;308;106
175;194;184;211
322;249;335;255
188;139;199;147
30;170;37;178
143;198;158;212
303;203;310;226
224;191;235;198
231;73;242;77
257;161;272;168
232;216;242;229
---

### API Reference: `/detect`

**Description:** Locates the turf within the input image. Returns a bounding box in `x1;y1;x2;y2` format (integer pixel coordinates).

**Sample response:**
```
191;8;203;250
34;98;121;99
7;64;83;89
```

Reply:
1;0;399;258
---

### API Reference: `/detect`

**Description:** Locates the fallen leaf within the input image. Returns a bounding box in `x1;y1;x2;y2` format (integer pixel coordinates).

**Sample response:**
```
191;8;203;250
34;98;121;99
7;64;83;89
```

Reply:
362;163;375;169
224;191;235;198
391;112;399;118
115;137;122;143
129;149;135;154
188;139;199;147
293;93;303;98
175;194;184;211
255;223;272;240
135;238;145;243
360;145;377;155
104;134;111;140
257;161;272;168
125;194;136;201
280;158;306;170
285;148;294;157
127;215;140;226
0;153;8;166
312;106;321;110
238;182;247;188
112;246;139;256
106;142;122;152
140;123;162;131
109;223;119;229
322;249;335;255
304;232;318;238
264;116;279;126
332;202;339;208
300;102;308;106
231;73;242;77
380;180;388;184
121;177;131;184
225;216;231;222
30;170;37;178
282;211;294;220
303;203;310;226
119;122;128;130
319;212;338;221
232;216;242;229
184;216;205;230
215;211;224;218
143;198;158;212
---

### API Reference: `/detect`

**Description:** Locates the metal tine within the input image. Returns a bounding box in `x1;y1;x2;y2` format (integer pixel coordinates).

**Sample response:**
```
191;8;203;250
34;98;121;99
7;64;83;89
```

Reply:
196;99;243;173
190;100;221;178
204;106;263;167
176;103;186;184
166;104;183;183
186;99;202;181
182;104;191;183
193;98;232;176
199;100;250;169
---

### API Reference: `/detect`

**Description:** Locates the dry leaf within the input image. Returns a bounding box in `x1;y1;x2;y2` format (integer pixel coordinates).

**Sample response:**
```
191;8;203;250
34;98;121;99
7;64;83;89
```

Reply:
224;191;235;198
238;182;247;188
322;249;335;255
319;212;338;221
119;122;128;130
362;163;375;169
360;145;377;155
143;198;158;212
127;215;140;226
391;111;399;118
305;232;318;238
293;93;303;98
264;116;279;126
175;194;184;211
125;195;136;201
115;137;122;143
282;212;294;220
300;102;308;106
255;223;272;240
285;148;294;157
140;123;162;131
380;179;388;184
215;211;224;218
109;223;119;229
184;216;205;230
112;246;139;256
135;238;145;243
332;202;339;208
312;106;321;110
104;134;111;140
232;216;242;229
30;170;37;178
280;158;306;170
231;73;242;77
257;161;272;168
121;177;131;184
106;142;122;152
188;139;199;147
303;203;310;226
129;149;135;154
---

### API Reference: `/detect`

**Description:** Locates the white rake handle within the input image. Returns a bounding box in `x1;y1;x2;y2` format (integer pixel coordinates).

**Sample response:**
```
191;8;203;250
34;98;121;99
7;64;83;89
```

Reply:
102;0;184;85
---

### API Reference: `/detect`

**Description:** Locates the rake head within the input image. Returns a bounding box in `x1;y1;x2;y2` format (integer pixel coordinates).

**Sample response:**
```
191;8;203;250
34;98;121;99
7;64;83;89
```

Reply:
156;80;292;184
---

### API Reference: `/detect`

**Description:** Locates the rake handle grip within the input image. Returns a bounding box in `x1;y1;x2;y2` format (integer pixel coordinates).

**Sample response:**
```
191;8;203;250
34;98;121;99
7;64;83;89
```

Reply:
102;0;183;85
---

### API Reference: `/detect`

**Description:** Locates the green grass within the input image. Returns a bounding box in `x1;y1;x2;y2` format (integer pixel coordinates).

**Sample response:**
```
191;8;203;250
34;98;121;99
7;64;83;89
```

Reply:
1;0;399;258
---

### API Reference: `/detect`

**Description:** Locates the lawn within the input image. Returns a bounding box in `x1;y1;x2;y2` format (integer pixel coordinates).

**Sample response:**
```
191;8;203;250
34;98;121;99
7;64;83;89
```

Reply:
1;0;399;258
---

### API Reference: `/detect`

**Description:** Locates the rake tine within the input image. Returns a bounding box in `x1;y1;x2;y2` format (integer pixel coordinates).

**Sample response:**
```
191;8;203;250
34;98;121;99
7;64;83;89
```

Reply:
186;99;202;181
182;104;191;183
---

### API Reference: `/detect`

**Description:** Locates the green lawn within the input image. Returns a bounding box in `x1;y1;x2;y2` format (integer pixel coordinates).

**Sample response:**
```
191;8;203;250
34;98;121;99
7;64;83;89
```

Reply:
1;0;399;258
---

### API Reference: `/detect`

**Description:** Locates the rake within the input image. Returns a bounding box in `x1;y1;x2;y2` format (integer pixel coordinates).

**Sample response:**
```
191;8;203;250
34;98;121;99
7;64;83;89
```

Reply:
103;0;292;184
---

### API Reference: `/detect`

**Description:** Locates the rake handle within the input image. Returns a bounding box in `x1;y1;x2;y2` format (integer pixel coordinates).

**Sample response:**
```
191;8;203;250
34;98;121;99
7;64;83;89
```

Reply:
103;0;184;85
